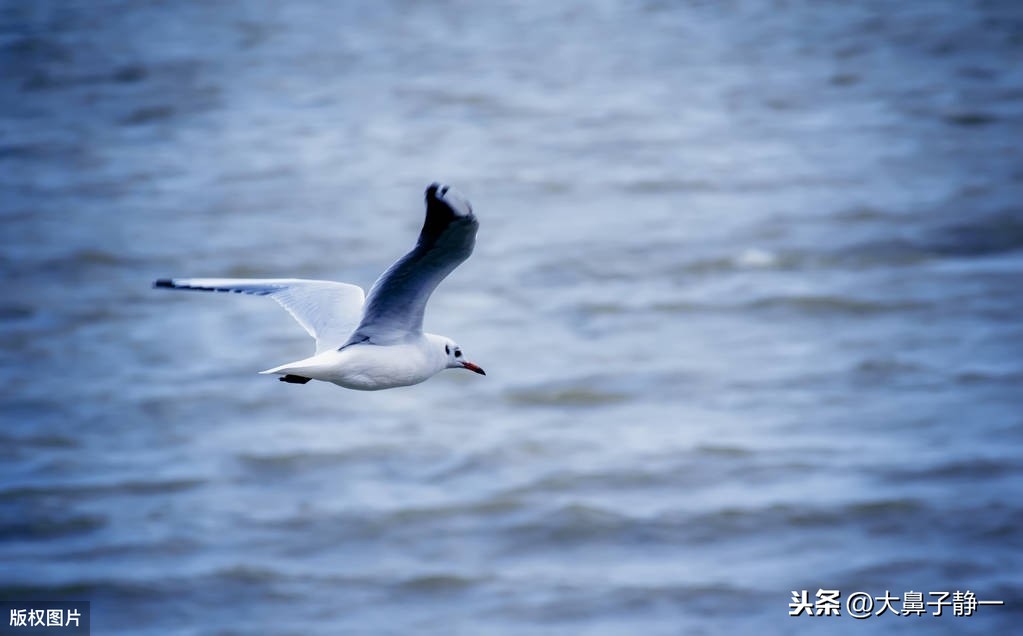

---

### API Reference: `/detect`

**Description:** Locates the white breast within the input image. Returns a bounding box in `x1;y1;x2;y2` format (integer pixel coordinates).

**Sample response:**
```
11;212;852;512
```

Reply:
314;340;444;390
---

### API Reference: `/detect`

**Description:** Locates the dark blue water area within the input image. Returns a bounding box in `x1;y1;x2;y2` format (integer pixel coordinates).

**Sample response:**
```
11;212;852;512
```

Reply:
1;1;1022;634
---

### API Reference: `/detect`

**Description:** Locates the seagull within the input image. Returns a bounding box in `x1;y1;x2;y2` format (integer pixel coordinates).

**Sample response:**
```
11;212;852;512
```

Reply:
154;183;485;390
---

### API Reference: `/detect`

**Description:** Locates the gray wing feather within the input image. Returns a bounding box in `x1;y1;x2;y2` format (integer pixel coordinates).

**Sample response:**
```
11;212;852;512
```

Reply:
343;184;477;346
154;278;365;353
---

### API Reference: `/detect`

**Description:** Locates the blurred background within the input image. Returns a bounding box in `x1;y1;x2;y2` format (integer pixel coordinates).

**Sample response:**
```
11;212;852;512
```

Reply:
2;1;1022;634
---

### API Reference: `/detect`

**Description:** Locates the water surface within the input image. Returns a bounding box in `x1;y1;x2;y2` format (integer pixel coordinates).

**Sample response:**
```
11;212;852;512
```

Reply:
2;1;1022;634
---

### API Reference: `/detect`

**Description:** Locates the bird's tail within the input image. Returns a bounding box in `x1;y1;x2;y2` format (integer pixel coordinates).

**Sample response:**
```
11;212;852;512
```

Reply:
259;360;314;384
258;353;326;379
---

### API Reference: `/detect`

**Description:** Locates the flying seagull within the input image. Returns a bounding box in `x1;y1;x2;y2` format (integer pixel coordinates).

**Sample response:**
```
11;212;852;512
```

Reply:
154;183;485;390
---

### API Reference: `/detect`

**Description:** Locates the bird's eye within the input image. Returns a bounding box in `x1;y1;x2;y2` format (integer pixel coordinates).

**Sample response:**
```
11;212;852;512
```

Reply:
445;345;450;355
455;350;462;358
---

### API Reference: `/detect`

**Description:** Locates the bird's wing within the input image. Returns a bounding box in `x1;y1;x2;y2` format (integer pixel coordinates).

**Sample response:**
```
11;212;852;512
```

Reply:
342;183;478;346
154;278;365;354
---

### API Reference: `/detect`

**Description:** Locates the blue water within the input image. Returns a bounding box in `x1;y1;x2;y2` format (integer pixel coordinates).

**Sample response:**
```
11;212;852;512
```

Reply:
2;1;1022;634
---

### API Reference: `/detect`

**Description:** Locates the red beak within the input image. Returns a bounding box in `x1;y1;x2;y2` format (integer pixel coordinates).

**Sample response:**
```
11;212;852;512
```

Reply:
461;361;486;376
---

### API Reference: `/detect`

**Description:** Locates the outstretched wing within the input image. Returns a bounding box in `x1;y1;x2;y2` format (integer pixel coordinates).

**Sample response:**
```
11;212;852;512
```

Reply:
154;278;365;353
343;183;478;346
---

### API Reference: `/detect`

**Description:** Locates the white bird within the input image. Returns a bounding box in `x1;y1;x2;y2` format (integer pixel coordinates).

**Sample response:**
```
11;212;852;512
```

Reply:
154;183;485;390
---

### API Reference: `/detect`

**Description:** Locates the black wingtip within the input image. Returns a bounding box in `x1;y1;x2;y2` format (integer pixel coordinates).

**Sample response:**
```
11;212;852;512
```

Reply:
425;181;472;220
425;182;454;199
153;278;175;289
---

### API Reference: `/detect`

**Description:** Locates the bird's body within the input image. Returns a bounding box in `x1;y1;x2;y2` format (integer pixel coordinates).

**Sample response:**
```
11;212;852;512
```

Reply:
154;183;485;391
260;333;452;391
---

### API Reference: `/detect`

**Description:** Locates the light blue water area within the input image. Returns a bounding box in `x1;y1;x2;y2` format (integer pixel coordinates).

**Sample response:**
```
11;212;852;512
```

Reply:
2;1;1021;634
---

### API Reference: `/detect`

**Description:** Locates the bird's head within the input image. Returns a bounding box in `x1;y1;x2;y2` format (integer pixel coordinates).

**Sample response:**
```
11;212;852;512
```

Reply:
441;338;485;376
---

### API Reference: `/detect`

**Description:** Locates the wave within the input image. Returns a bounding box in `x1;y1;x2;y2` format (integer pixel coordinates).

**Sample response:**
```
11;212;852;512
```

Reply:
880;458;1022;482
236;445;396;474
0;477;205;502
0;512;106;541
746;295;924;315
503;384;632;407
648;295;924;317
